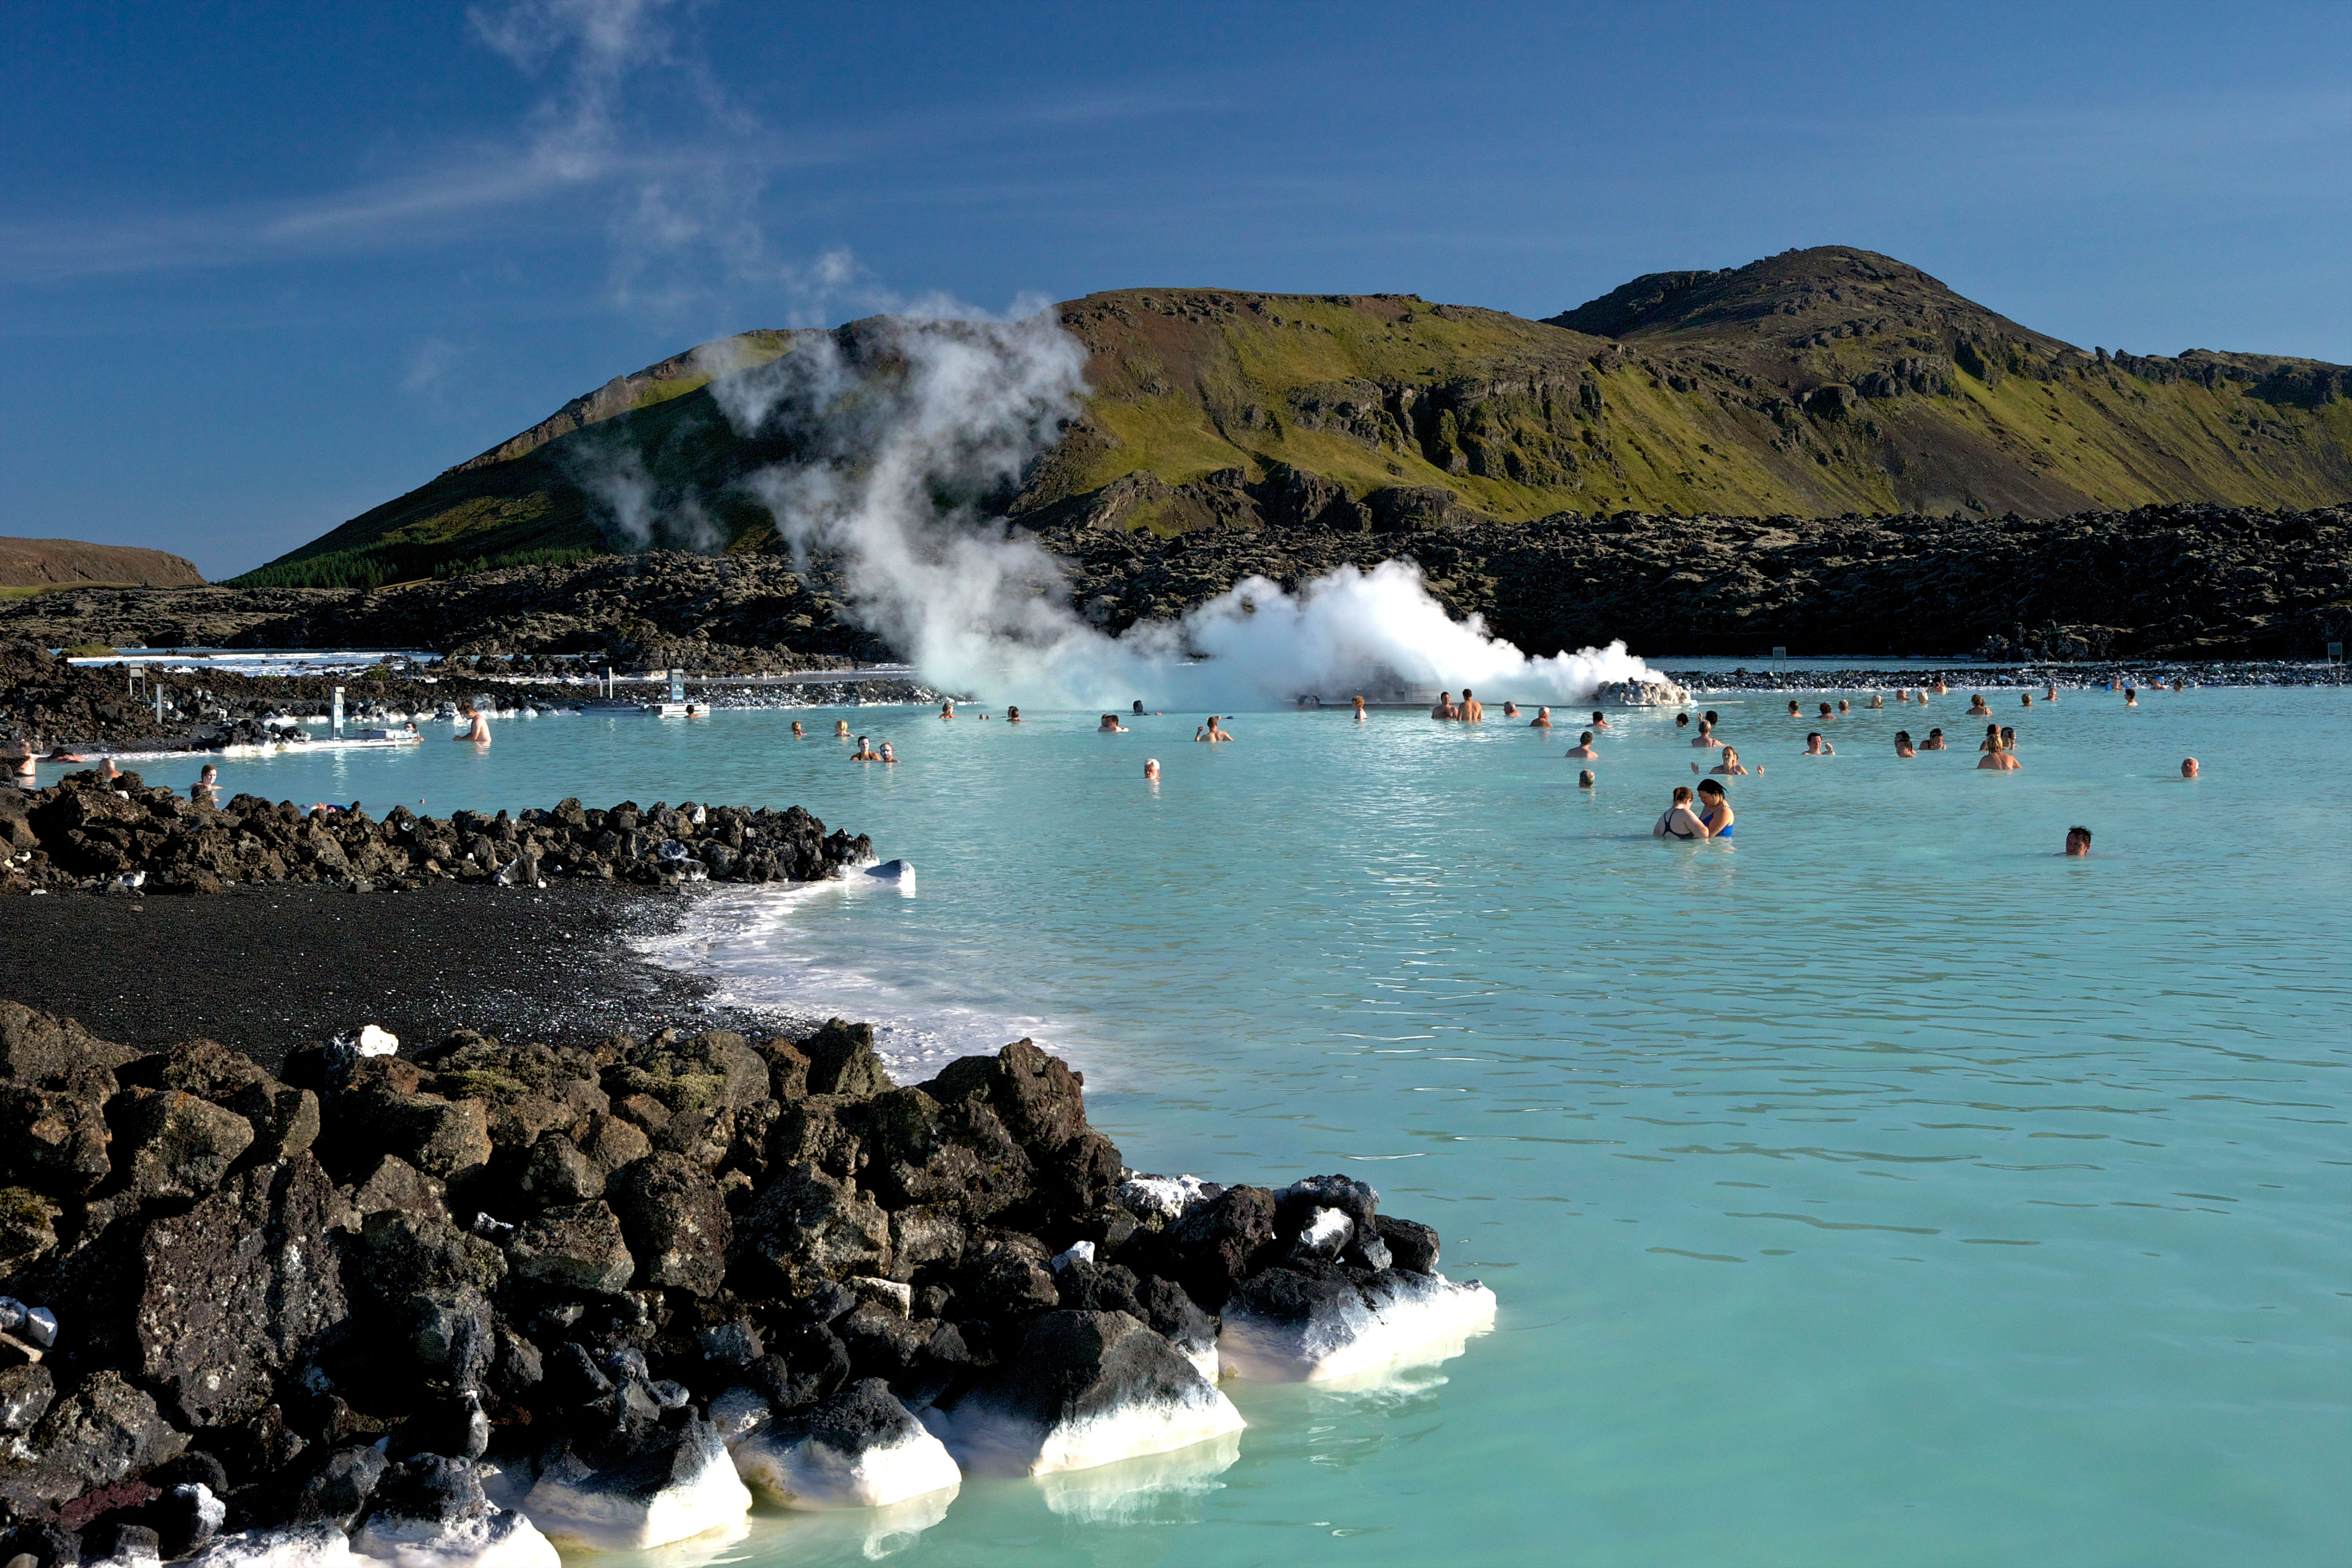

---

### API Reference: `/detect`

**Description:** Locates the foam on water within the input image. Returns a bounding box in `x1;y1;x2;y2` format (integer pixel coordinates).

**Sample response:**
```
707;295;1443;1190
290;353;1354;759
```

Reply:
729;1424;962;1510
511;1438;752;1552
923;1377;1247;1479
350;1509;561;1568
1218;1272;1500;1384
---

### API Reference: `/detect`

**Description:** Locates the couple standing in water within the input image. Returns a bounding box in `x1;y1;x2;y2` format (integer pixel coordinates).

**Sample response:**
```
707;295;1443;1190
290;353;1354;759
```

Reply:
1430;689;1485;721
1654;780;1734;840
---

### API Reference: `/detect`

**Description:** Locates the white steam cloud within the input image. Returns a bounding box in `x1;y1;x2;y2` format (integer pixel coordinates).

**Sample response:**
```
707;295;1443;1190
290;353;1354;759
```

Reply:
714;311;1657;710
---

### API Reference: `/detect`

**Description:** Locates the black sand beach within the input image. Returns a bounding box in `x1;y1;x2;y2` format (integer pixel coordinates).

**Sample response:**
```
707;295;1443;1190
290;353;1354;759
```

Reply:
0;882;782;1068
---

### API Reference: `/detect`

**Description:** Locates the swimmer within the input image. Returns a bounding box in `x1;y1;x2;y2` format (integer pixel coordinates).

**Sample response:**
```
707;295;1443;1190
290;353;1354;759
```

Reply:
1196;716;1233;743
1432;691;1458;721
190;764;220;805
4;743;35;791
1653;785;1707;839
1006;706;1021;723
1502;701;1520;719
1999;725;2018;752
2125;687;2138;706
1098;713;1128;733
1803;732;1835;756
851;736;881;761
2021;692;2033;707
1565;731;1601;761
1695;745;1756;777
1704;711;1721;730
1145;758;1160;782
1460;688;1484;723
835;719;851;737
1867;693;1884;709
1896;687;1911;703
1836;699;1851;715
1787;700;1802;719
880;743;897;764
1590;710;1611;730
2044;684;2058;702
1352;695;1367;722
1692;720;1719;749
1134;700;1146;716
791;720;804;737
2064;825;2092;857
1979;724;2002;754
47;748;88;764
1818;703;1835;722
99;757;122;781
1531;706;1554;728
1694;777;1735;837
1933;678;1949;695
1578;769;1596;789
1977;742;2021;771
1923;728;1947;750
1894;730;1917;758
454;703;491;744
2181;757;2199;779
1967;694;1991;716
940;700;955;720
1675;712;1691;732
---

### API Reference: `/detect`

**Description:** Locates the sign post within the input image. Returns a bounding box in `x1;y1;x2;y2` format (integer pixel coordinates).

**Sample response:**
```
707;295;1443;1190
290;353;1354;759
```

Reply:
331;686;345;740
669;668;686;705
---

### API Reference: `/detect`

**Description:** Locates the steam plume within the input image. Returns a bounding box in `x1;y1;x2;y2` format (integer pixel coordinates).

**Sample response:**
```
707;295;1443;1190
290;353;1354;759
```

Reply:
722;312;1659;708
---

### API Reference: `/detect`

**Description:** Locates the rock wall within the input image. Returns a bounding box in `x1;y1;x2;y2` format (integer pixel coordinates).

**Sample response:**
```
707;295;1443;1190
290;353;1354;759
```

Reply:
0;778;871;896
0;1005;1488;1562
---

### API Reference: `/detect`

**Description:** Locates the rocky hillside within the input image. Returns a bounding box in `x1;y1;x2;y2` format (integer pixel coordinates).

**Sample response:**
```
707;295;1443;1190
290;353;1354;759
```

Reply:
0;540;203;591
235;247;2352;589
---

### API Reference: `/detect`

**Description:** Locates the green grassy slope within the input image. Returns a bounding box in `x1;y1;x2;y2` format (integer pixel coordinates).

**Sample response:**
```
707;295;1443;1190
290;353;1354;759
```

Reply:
237;248;2352;584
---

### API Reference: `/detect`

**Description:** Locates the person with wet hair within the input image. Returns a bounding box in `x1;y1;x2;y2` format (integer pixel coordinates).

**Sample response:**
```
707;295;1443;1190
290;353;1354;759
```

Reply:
1818;702;1835;723
1006;706;1021;723
1460;688;1484;723
1432;691;1458;720
939;699;956;719
1977;740;2021;771
1894;730;1917;758
1999;725;2019;753
1531;706;1554;728
1565;730;1601;760
1692;719;1720;750
1145;758;1160;781
1804;732;1835;755
1578;769;1596;789
1589;709;1611;730
1695;746;1756;777
1788;700;1802;719
2125;687;2139;706
1967;693;1992;716
1674;711;1691;732
1980;723;2004;754
2064;826;2092;857
1351;695;1367;721
1923;728;1947;750
851;735;881;761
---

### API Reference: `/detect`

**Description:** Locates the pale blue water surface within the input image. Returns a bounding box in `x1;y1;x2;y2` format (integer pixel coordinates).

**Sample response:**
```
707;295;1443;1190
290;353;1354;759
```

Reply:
57;687;2352;1566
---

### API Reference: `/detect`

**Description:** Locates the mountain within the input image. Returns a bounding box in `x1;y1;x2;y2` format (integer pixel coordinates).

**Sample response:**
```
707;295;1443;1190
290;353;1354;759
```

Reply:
231;247;2352;585
1;536;205;589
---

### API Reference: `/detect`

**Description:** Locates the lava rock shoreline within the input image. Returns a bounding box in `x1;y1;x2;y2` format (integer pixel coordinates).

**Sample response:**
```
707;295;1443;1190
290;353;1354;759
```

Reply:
0;776;872;897
0;1004;1494;1565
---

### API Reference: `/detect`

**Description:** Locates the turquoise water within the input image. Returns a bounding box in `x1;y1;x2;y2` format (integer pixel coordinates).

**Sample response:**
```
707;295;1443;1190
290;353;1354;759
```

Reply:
61;689;2352;1565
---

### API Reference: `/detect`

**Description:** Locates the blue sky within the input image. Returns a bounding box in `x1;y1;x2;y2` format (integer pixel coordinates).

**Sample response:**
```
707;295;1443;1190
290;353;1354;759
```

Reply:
5;0;2350;578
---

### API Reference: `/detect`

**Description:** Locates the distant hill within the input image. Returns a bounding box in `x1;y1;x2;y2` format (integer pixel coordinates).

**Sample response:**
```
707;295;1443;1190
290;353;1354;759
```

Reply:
234;247;2352;585
0;537;204;589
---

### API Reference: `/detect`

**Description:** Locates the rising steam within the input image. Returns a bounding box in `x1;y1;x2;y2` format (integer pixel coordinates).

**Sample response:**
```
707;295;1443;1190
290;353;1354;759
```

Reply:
713;311;1658;709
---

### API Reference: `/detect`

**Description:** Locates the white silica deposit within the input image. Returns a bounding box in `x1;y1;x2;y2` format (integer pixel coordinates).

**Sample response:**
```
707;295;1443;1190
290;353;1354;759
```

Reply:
513;1436;752;1552
1112;1174;1213;1224
1218;1271;1499;1384
350;1508;560;1568
926;1378;1246;1479
732;1423;963;1511
184;1526;360;1568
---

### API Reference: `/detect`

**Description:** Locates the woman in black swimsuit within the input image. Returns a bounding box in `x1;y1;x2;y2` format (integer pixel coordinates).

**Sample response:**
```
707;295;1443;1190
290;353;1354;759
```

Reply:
1653;785;1707;840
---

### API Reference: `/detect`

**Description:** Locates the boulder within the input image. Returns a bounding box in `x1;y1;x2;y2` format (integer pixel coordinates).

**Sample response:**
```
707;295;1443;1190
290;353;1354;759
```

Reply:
372;1098;491;1180
182;1524;360;1568
111;1090;255;1200
0;1087;113;1196
728;1378;960;1510
923;1310;1243;1477
516;1135;600;1208
289;1448;387;1529
607;1153;729;1295
0;1186;62;1275
506;1203;634;1298
352;1455;557;1568
27;1371;187;1499
510;1419;750;1552
1164;1185;1276;1308
133;1157;348;1428
1215;1264;1497;1382
730;1163;889;1294
0;1362;54;1434
341;1157;450;1228
798;1021;893;1099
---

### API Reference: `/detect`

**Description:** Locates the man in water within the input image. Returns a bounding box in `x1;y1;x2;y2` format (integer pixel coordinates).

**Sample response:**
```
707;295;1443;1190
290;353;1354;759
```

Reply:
790;720;804;737
453;703;491;744
1787;700;1802;719
1098;713;1128;732
1460;688;1484;722
1589;709;1611;730
1531;706;1554;728
2181;757;2199;779
1818;702;1836;723
1894;731;1917;758
1692;720;1720;749
1804;732;1835;755
1923;728;1947;750
2044;684;2058;702
1967;694;1992;716
2021;692;2034;707
940;700;955;720
1867;693;1885;709
2064;826;2092;857
1197;716;1234;742
1999;725;2019;752
1675;712;1691;732
1501;701;1520;719
1431;691;1458;720
2125;687;2139;706
1133;700;1146;716
851;736;881;760
1565;731;1601;760
1577;768;1596;788
1145;758;1160;781
1978;742;2021;771
1006;707;1021;723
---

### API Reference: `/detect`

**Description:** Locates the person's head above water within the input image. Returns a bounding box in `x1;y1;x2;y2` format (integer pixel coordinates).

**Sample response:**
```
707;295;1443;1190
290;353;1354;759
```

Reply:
1695;778;1727;801
1578;769;1595;787
1133;700;1145;715
1788;700;1801;716
1578;730;1594;744
2065;825;2092;857
1672;785;1693;805
1676;712;1690;728
1006;706;1020;721
2182;757;2199;778
1145;758;1160;780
